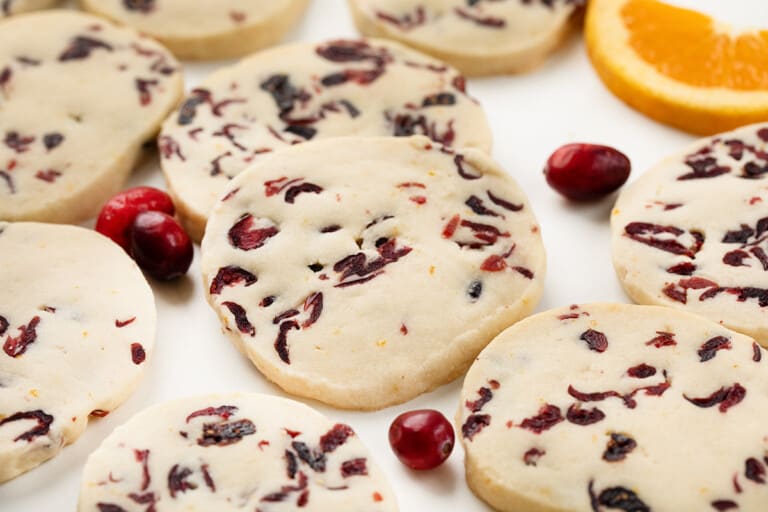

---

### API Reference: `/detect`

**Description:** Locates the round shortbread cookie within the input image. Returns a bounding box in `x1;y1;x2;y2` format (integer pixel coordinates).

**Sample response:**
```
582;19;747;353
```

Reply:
0;0;60;17
160;38;492;242
459;302;768;511
201;136;545;410
347;0;584;77
0;222;156;483
78;393;398;511
79;0;309;60
611;123;768;346
0;10;183;225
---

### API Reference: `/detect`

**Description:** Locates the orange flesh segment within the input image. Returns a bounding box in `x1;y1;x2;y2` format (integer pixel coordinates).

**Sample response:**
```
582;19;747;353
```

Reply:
621;0;768;90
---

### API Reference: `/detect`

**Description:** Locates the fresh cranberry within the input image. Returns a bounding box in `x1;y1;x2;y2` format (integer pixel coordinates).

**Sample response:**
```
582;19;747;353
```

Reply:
544;143;631;201
129;211;192;280
388;409;454;470
96;186;175;252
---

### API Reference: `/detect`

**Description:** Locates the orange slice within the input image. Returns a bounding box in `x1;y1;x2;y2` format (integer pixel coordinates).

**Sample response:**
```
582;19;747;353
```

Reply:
586;0;768;134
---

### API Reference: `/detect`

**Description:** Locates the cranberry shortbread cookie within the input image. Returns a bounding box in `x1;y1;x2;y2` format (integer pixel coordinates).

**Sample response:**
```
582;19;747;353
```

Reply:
459;303;768;511
0;222;155;482
201;136;545;410
612;123;768;345
0;0;60;17
79;393;398;511
348;0;585;76
160;39;491;242
80;0;310;60
0;11;183;225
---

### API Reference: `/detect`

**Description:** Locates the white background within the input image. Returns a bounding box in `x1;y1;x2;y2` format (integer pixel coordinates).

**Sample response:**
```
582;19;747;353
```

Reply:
2;1;763;510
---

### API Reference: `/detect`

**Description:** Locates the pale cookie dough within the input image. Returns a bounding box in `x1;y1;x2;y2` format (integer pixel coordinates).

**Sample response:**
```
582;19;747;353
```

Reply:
0;0;60;17
79;393;398;511
201;136;545;410
160;38;492;242
347;0;585;76
612;123;768;346
0;10;183;225
79;0;310;60
459;302;768;512
0;222;156;483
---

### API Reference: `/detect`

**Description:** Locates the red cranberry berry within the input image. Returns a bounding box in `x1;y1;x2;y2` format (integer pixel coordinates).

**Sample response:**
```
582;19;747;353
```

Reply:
96;186;175;251
129;211;193;280
388;409;454;470
544;143;631;201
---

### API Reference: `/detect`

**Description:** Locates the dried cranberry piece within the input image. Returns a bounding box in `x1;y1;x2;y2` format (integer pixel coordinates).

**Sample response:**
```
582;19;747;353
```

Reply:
285;450;298;479
753;343;762;362
97;505;127;512
59;36;113;61
186;405;238;423
698;336;732;362
0;170;14;194
520;404;564;434
580;329;608;353
679;155;730;180
341;458;368;477
209;266;257;295
566;404;605;426
198;419;256;447
3;316;40;358
465;195;500;217
320;423;354;453
0;315;7;336
467;280;483;301
285;182;323;203
0;67;11;87
684;383;746;413
711;501;739;511
177;89;210;125
292;441;326;471
222;302;255;336
4;131;34;153
454;7;506;27
274;320;299;364
201;464;215;492
487;190;523;211
43;133;64;150
315;39;385;63
301;292;323;328
745;457;766;484
723;224;755;244
466;386;493;412
260;74;308;116
375;7;426;30
624;222;702;257
627;364;656;378
461;413;490;440
544;143;631;201
228;214;279;251
723;250;751;267
168;464;197;497
454;154;482;180
0;410;54;442
645;331;677;348
603;433;637;462
422;93;456;107
123;0;154;12
523;447;545;466
588;481;650;512
130;343;146;365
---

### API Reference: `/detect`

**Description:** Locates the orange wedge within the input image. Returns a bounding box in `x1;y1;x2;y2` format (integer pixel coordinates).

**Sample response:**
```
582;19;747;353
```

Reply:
586;0;768;134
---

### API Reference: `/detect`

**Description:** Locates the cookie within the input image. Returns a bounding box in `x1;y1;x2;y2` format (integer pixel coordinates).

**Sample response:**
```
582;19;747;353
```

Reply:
0;0;60;17
0;222;155;483
78;393;398;511
160;38;492;242
347;0;584;76
200;136;545;410
79;0;310;60
459;302;768;511
0;10;183;225
611;123;768;345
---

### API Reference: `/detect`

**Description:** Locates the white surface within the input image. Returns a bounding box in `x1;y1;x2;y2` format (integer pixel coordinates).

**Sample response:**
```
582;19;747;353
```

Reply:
3;0;740;510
